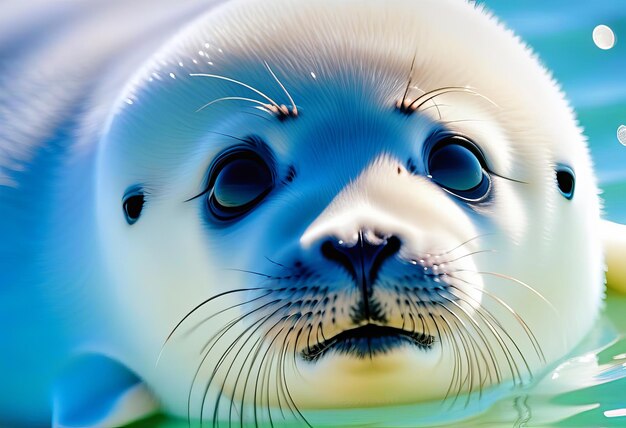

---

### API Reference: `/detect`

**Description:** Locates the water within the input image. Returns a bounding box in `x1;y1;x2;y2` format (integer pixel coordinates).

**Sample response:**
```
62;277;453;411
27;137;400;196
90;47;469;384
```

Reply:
126;1;626;426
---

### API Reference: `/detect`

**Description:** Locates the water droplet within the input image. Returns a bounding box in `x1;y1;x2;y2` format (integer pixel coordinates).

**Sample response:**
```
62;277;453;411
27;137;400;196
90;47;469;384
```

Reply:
310;71;316;79
124;98;133;105
593;24;616;50
618;125;626;146
604;408;626;418
169;73;176;79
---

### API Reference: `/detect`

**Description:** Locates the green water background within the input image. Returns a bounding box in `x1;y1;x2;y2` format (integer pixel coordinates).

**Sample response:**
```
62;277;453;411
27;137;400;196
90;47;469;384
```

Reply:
485;0;626;223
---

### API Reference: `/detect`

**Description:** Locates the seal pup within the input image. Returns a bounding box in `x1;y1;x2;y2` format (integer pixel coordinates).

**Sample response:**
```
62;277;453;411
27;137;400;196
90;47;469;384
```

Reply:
1;0;626;426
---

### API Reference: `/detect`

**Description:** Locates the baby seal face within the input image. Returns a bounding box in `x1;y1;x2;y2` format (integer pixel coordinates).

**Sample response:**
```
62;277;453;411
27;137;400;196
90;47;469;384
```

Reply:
96;0;603;422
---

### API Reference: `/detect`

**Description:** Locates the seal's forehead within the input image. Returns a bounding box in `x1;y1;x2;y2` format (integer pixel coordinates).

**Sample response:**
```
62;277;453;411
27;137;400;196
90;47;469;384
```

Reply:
172;0;538;96
171;0;583;146
112;0;587;180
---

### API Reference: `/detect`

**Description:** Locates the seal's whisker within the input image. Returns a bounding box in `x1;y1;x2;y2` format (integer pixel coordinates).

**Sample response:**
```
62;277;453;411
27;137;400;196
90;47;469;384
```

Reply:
222;268;274;278
305;321;315;361
264;319;302;426
256;325;284;428
437;288;503;384
438;292;521;388
192;309;275;424
448;275;545;363
225;313;310;426
238;109;275;123
274;320;315;426
184;290;275;338
190;73;283;111
199;309;293;425
426;310;458;403
436;311;465;404
227;334;263;426
199;298;286;355
195;96;273;113
237;319;294;427
263;61;298;117
188;296;297;422
264;256;289;269
157;287;266;367
444;290;501;395
268;319;311;428
435;302;478;406
398;53;417;110
290;321;308;377
418;312;429;338
205;130;251;143
252;319;297;428
229;314;299;424
432;233;496;257
441;118;489;125
431;290;499;389
274;324;300;422
462;270;558;318
400;292;425;338
216;330;265;426
443;249;497;264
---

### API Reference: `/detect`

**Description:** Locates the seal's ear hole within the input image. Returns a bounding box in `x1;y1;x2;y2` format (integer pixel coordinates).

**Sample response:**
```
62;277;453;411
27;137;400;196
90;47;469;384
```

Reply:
123;190;144;225
556;166;575;200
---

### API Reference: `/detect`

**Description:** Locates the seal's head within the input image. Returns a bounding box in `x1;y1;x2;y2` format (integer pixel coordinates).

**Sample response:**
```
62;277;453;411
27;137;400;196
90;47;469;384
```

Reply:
96;0;603;422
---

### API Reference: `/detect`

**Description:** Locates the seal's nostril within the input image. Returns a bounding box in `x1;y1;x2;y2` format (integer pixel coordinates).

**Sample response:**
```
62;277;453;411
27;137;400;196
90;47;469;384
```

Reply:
369;235;401;282
321;240;358;281
320;231;401;287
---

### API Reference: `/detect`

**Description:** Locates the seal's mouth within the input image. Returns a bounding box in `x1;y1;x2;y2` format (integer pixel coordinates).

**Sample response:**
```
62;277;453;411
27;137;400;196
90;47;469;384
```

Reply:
301;324;435;361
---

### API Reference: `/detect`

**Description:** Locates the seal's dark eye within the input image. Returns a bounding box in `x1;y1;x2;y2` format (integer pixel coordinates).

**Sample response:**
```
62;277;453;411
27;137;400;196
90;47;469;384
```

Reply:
556;165;575;200
208;149;274;221
427;136;490;201
123;189;144;225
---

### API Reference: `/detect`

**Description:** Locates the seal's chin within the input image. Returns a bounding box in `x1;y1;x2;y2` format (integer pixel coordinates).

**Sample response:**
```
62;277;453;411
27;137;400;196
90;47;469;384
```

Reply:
302;324;435;361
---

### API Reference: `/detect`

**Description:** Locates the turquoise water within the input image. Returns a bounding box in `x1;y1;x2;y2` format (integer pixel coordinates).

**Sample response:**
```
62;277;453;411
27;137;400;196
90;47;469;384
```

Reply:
486;0;626;223
129;1;626;427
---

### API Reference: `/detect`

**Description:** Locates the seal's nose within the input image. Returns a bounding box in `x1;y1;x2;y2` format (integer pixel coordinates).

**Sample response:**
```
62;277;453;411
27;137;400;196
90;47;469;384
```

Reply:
321;230;401;292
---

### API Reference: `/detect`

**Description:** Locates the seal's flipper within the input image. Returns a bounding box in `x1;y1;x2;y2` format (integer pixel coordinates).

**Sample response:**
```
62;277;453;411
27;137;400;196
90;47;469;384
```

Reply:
52;354;159;428
602;220;626;293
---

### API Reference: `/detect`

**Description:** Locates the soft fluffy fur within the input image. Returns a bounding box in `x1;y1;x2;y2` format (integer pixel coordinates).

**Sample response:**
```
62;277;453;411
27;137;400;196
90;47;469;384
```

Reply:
0;0;606;426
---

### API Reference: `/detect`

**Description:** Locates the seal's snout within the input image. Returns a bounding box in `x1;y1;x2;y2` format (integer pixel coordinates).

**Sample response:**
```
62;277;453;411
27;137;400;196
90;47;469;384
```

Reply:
320;230;401;289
